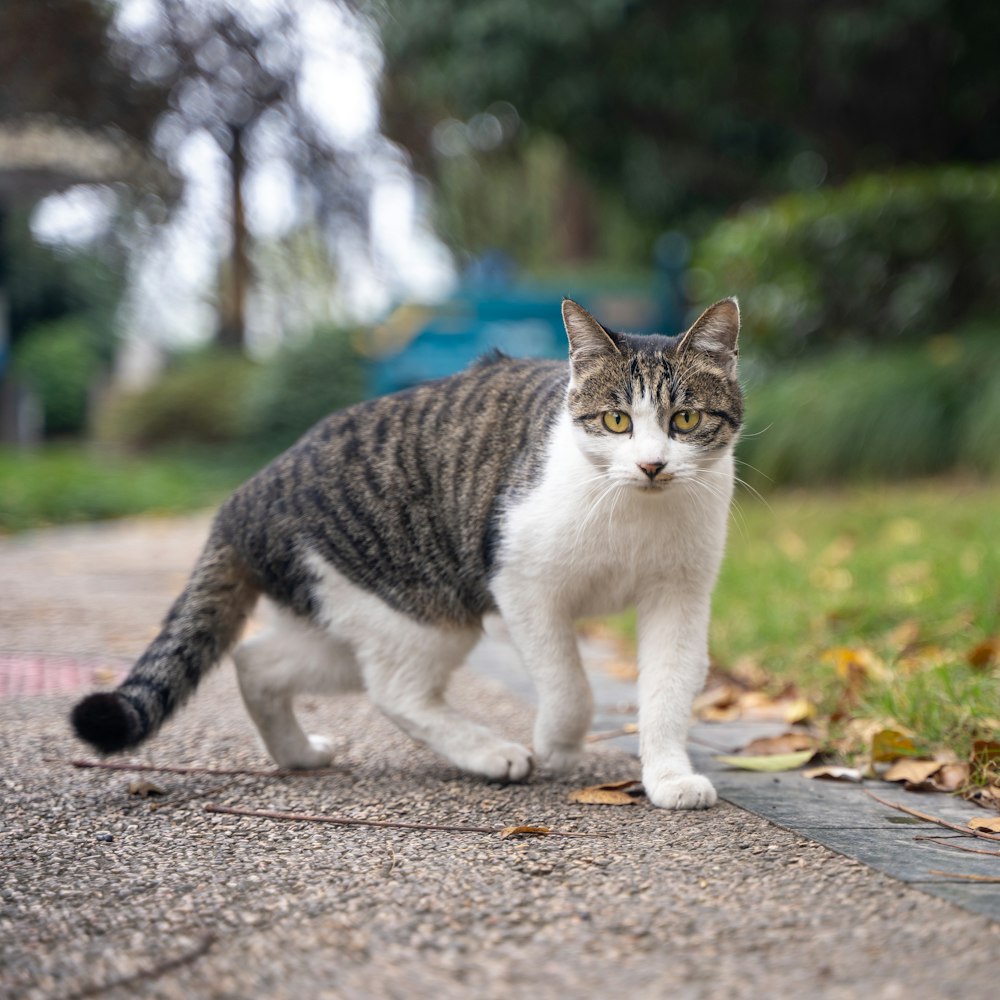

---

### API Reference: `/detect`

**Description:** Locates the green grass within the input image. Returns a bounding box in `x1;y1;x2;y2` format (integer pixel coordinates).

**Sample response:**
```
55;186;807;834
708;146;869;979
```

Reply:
720;479;1000;758
0;446;260;533
609;479;1000;762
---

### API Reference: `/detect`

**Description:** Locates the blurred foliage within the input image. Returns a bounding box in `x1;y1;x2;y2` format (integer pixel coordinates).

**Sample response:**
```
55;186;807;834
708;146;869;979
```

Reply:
242;324;368;452
97;350;257;450
381;0;1000;244
0;0;166;143
737;327;1000;487
0;446;254;533
693;167;1000;357
97;324;366;454
3;210;122;353
13;317;103;436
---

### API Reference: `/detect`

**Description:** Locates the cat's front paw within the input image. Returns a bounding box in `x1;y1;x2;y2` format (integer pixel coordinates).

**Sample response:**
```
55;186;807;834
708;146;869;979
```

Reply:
458;739;534;783
535;746;583;774
645;773;717;810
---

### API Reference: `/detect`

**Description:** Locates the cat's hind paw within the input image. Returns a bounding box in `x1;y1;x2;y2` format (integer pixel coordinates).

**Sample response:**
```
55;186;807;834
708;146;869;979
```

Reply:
645;773;717;810
276;734;336;770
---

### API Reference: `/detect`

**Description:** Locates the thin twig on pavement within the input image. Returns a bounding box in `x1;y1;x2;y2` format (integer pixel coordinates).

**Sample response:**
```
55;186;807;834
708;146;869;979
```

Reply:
926;870;1000;883
863;789;1000;843
915;836;1000;858
204;802;606;838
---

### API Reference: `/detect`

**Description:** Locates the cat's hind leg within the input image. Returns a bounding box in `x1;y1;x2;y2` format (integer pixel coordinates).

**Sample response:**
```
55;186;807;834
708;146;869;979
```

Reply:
356;623;534;782
233;603;361;769
305;553;533;782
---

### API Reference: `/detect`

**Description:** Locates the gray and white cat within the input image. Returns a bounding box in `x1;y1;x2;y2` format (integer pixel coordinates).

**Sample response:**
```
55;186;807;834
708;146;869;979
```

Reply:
72;298;743;809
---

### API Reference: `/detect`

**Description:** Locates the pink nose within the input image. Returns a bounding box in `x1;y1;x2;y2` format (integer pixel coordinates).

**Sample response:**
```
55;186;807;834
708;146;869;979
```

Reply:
638;462;664;480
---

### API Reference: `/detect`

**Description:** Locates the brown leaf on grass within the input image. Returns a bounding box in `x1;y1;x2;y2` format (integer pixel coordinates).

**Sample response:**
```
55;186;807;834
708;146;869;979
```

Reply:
887;618;921;651
883;758;942;786
569;780;643;805
929;762;970;793
695;685;817;724
971;740;1000;767
871;729;918;763
740;732;819;756
966;783;1000;810
127;779;165;798
968;817;1000;833
693;683;742;720
499;825;551;840
967;636;999;669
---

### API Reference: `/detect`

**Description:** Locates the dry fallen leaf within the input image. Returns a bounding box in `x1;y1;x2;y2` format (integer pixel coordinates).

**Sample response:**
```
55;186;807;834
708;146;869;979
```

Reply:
802;766;863;783
740;732;819;756
499;825;551;840
871;729;918;764
127;779;165;798
968;816;1000;833
782;697;817;724
966;784;1000;810
715;749;816;773
971;740;1000;767
929;761;970;793
569;780;643;805
967;636;999;669
883;758;943;786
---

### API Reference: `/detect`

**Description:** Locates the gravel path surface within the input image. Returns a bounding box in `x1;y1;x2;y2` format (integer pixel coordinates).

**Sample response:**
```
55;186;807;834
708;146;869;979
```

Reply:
2;514;998;999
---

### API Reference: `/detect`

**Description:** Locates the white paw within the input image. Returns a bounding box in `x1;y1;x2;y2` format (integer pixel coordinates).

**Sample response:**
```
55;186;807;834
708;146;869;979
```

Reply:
459;739;534;783
645;773;717;810
535;746;583;774
276;734;335;770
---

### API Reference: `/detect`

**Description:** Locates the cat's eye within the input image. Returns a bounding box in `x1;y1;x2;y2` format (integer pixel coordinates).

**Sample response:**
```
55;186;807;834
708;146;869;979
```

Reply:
602;411;632;434
671;410;701;433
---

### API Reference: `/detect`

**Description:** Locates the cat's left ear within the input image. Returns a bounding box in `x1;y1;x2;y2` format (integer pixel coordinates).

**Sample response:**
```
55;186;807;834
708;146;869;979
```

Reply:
677;298;740;369
562;299;622;365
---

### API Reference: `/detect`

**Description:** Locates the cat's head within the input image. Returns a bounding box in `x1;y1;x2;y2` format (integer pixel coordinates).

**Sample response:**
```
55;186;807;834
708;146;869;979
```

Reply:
562;298;743;490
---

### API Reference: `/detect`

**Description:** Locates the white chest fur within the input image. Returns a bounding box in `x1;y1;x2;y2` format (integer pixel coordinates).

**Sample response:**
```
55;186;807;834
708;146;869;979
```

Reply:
493;413;734;620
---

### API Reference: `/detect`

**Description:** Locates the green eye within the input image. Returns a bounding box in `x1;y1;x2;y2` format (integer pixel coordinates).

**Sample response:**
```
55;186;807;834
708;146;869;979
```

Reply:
602;410;632;434
671;410;701;433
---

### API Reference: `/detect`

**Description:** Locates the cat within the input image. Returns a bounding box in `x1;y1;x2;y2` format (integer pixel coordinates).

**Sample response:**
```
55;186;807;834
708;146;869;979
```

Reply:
71;297;743;809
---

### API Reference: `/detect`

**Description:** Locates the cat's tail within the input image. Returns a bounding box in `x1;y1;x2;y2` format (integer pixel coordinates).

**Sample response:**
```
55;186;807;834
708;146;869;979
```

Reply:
70;530;259;754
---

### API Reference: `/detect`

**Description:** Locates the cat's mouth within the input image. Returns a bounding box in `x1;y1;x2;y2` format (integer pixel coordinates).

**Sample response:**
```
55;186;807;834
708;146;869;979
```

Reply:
635;473;675;490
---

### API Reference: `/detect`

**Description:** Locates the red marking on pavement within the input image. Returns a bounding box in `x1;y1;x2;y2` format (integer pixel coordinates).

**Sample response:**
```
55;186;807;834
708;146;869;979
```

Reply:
0;654;126;698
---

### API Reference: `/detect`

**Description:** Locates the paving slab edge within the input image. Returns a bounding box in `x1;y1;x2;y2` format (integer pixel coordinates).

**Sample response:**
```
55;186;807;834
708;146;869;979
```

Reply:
468;628;1000;925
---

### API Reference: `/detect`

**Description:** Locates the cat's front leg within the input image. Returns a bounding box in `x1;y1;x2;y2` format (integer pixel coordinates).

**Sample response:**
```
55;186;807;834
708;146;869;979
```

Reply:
494;587;593;772
636;591;717;810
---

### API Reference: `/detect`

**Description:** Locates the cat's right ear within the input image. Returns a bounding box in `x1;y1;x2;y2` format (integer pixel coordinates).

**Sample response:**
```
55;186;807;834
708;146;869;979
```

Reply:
562;299;621;364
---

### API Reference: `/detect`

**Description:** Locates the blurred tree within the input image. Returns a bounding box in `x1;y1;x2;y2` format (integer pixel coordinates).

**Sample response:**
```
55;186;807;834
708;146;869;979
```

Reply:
114;0;371;351
0;0;165;142
380;0;1000;247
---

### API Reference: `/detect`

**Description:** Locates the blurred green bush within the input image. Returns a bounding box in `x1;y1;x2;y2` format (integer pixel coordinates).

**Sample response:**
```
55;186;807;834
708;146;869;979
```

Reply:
692;166;1000;358
96;324;366;453
241;324;367;452
97;350;257;449
14;317;103;435
738;327;1000;487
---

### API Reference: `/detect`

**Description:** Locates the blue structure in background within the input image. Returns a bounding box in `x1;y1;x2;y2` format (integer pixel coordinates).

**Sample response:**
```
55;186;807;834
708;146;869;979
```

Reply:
369;236;689;396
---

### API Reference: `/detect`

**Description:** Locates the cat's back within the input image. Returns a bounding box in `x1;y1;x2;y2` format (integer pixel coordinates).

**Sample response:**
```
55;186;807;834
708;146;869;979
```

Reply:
219;354;569;623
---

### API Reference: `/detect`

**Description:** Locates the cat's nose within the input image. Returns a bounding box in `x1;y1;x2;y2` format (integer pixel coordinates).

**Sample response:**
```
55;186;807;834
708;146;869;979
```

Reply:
637;461;664;480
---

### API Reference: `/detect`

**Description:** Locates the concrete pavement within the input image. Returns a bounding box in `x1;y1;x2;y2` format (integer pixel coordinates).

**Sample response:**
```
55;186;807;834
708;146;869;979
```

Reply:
1;514;998;999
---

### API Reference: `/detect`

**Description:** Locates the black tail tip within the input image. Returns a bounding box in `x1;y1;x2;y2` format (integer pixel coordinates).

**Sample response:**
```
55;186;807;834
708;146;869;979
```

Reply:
71;692;141;754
